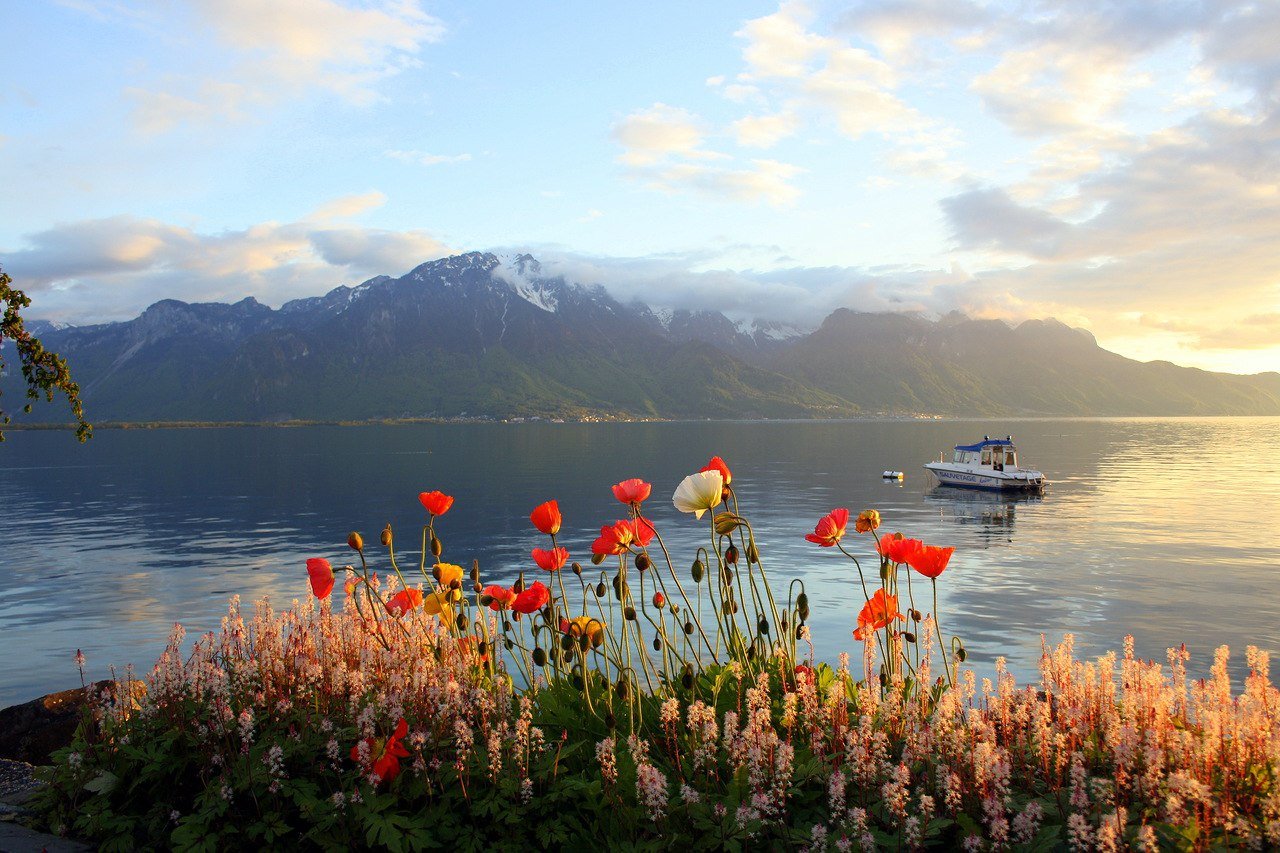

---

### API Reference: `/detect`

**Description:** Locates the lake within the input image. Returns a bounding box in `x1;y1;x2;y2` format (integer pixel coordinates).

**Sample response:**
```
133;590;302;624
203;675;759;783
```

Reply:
2;417;1278;706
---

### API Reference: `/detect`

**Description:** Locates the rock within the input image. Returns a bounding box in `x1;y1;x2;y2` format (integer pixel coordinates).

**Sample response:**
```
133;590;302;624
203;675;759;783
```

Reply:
0;680;145;764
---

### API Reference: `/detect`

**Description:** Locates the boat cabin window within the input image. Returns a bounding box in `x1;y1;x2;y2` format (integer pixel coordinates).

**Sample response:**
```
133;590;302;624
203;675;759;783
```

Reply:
981;449;992;465
1005;451;1016;467
953;450;964;463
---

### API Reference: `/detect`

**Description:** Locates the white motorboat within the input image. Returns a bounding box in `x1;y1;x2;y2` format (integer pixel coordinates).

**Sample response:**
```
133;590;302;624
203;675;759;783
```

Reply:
923;435;1046;493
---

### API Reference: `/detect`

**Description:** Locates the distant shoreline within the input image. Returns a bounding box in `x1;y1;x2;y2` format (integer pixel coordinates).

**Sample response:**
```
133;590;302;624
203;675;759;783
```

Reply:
4;412;1276;433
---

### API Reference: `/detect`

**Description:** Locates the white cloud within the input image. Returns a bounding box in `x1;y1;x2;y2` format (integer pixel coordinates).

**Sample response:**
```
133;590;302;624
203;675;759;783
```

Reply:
611;104;717;166
732;111;798;147
3;204;450;323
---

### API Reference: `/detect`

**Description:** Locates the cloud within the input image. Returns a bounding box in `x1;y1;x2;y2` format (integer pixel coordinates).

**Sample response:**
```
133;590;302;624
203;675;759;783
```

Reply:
107;0;446;132
385;150;473;166
612;104;803;205
308;191;388;221
732;111;798;147
3;205;450;323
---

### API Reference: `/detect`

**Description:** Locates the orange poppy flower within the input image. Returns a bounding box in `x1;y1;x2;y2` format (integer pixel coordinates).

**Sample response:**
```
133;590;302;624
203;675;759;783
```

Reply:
418;491;454;516
591;521;634;556
805;508;849;547
483;584;517;611
854;510;881;534
530;500;562;535
612;478;652;505
907;544;954;579
854;589;903;640
532;546;570;571
351;718;411;784
385;588;424;617
512;581;550;614
307;558;335;599
700;456;732;487
877;534;924;565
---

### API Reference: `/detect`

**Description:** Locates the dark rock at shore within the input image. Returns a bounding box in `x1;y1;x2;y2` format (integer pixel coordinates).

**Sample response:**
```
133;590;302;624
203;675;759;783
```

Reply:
0;681;145;764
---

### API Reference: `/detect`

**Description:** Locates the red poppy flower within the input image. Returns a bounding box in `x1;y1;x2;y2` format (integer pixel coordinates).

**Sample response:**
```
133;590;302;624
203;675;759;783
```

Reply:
907;544;955;579
307;558;335;599
795;664;813;684
625;517;656;547
700;456;732;487
591;521;634;556
483;584;517;611
351;718;411;784
877;534;924;565
385;588;424;617
530;500;562;535
418;491;454;516
612;478;652;505
511;581;550;614
532;546;570;571
805;508;849;547
854;589;903;640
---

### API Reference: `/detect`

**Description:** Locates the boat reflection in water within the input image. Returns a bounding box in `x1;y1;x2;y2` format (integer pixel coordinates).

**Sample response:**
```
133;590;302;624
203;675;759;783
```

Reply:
923;486;1043;546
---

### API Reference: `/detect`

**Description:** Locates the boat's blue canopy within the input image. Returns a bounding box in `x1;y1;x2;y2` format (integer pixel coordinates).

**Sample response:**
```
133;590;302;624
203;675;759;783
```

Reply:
954;438;1014;451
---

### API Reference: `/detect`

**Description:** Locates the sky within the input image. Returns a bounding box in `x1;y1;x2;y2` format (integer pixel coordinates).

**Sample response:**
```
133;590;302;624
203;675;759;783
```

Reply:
1;0;1278;374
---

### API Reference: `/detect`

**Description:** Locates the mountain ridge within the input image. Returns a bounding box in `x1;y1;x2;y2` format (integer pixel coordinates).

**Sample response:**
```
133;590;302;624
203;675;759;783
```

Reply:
7;251;1278;423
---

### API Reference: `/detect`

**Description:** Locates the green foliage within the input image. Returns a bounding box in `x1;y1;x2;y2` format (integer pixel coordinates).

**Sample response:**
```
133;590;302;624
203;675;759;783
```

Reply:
0;265;92;441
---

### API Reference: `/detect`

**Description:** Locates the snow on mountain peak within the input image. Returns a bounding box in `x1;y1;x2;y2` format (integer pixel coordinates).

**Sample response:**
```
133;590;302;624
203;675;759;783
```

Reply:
493;253;558;313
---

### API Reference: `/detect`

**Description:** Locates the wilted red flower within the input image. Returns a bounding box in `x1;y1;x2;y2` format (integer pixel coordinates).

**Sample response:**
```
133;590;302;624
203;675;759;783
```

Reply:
907;544;955;579
483;584;517;611
385;588;424;617
530;500;562;535
877;534;924;565
532;546;570;571
418;491;454;516
591;521;634;556
700;456;732;487
351;718;410;784
854;589;903;641
307;558;335;599
804;508;849;547
854;510;881;534
512;581;550;614
612;478;652;505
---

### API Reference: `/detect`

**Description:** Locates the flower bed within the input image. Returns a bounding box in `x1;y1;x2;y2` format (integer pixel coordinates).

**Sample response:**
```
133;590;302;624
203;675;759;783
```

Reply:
31;459;1280;850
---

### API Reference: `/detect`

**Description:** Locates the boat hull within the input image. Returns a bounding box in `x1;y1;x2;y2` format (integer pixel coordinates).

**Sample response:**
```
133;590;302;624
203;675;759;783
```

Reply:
923;463;1046;493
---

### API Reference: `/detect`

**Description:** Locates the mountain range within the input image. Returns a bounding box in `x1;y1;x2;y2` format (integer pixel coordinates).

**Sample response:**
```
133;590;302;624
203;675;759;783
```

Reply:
7;251;1280;423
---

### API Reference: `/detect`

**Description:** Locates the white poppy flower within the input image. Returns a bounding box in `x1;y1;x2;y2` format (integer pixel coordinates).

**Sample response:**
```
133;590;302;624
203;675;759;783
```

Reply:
672;470;724;519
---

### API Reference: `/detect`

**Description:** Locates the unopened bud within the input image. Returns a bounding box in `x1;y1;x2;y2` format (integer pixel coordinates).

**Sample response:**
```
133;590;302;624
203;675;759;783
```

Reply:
652;637;662;652
571;561;582;576
347;531;363;551
591;552;605;565
380;525;393;547
746;543;759;564
430;535;442;557
758;617;770;635
634;553;651;572
595;581;607;598
904;632;917;644
725;544;739;565
532;647;547;667
691;559;705;583
624;606;637;621
652;592;665;608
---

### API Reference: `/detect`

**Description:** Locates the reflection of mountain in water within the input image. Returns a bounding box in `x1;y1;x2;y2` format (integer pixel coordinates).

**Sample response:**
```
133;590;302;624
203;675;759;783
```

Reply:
923;488;1044;546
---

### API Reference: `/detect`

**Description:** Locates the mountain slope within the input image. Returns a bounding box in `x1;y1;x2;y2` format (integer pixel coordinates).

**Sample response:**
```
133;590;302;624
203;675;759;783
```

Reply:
7;252;1278;422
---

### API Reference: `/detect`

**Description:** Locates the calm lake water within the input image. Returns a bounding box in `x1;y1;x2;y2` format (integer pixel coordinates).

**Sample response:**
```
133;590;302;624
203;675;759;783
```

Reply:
2;418;1278;706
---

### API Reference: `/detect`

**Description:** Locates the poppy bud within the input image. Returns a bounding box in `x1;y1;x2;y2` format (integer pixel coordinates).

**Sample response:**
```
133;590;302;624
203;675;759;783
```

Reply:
713;512;744;536
381;525;393;547
681;670;694;690
473;581;483;594
624;606;637;621
477;640;488;657
479;593;493;607
879;672;888;687
502;620;512;632
470;560;480;582
563;649;574;665
652;592;665;608
572;673;584;690
910;609;922;622
504;638;514;651
879;563;890;581
615;678;629;700
904;632;917;644
747;646;756;661
796;592;810;620
348;531;363;552
595;581;607;598
780;611;789;630
957;647;968;662
722;601;734;616
430;535;443;557
746;543;759;564
605;712;616;729
571;562;582;576
691;559;704;583
721;565;734;584
795;625;804;640
652;637;662;652
514;574;525;593
684;621;694;635
635;553;651;572
612;574;623;600
725;544;739;565
591;552;605;565
560;634;575;651
533;647;547;667
758;617;770;635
